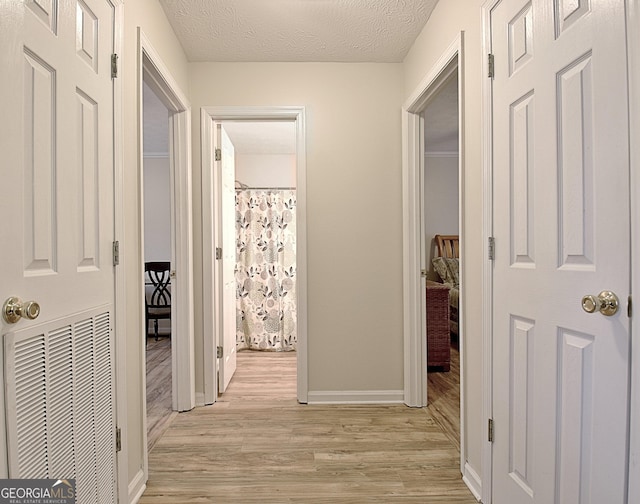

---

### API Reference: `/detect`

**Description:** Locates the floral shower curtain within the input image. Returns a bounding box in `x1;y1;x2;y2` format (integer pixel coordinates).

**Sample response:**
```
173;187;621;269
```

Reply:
236;189;297;351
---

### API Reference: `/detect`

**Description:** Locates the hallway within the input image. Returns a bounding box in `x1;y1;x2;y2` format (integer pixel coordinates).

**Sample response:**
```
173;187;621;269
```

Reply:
140;350;476;503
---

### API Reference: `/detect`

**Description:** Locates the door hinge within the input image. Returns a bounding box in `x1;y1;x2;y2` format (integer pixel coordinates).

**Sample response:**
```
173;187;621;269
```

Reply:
112;240;120;266
115;427;122;452
215;148;221;162
215;247;222;260
217;346;223;358
488;236;495;261
488;418;494;443
488;53;495;79
111;53;118;79
628;295;632;318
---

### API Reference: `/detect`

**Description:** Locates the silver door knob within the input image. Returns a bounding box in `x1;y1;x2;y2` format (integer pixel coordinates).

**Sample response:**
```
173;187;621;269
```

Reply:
3;296;41;324
581;291;619;316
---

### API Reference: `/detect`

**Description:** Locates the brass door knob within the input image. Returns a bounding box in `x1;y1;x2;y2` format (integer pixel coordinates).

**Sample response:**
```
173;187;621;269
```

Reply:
3;297;41;324
581;291;619;316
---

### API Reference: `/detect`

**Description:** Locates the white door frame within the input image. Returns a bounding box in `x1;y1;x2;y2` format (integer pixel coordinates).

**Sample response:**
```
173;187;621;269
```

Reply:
137;28;195;474
401;32;469;487
201;106;308;404
627;1;640;502
481;2;639;503
110;2;128;502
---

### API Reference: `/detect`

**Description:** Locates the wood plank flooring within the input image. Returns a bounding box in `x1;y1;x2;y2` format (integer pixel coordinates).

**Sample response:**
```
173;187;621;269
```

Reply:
141;348;476;503
427;343;461;452
146;336;177;451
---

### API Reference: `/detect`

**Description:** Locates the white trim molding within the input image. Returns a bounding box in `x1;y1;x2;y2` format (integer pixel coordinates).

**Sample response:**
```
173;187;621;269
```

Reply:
401;30;467;485
480;4;498;502
201;106;308;405
127;468;146;504
137;28;195;486
462;462;482;502
424;150;459;158
307;390;404;405
110;2;128;503
627;1;640;502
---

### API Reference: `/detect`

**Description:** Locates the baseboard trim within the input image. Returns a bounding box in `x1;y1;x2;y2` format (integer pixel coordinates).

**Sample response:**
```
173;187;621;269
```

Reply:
128;468;146;504
307;390;404;404
195;391;205;407
462;462;482;502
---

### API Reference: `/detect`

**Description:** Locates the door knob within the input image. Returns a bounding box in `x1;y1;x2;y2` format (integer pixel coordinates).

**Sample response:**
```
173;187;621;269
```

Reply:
3;296;41;324
581;291;619;316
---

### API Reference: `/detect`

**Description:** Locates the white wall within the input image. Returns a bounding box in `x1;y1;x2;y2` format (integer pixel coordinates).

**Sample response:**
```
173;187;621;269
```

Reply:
121;0;190;495
403;0;485;488
235;153;296;188
190;63;404;397
424;155;459;281
143;157;171;262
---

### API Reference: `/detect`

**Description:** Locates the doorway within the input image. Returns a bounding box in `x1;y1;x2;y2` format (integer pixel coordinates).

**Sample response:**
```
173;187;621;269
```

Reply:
421;72;462;454
142;79;176;449
137;32;195;472
216;121;299;397
402;33;472;493
201;107;308;405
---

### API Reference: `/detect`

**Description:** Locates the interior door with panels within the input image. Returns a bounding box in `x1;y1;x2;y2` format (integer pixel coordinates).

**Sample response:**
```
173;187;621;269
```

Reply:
0;0;118;500
490;0;630;502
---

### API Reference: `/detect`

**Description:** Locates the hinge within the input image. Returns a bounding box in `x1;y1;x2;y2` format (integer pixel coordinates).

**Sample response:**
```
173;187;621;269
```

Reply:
115;427;122;452
488;53;495;79
111;53;118;79
629;295;632;318
112;240;120;266
217;346;223;358
488;236;495;261
215;247;222;260
488;418;494;443
215;148;221;162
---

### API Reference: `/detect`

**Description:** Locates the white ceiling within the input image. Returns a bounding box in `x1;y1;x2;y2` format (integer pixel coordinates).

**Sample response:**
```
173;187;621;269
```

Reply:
223;122;297;155
158;0;439;63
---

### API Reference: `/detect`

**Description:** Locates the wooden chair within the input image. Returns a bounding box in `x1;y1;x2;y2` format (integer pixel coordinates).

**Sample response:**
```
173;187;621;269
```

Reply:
145;261;171;343
435;234;459;259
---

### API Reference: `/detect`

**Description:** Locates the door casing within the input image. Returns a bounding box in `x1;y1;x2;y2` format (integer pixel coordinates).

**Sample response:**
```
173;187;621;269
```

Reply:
401;32;471;494
201;106;308;405
137;29;195;483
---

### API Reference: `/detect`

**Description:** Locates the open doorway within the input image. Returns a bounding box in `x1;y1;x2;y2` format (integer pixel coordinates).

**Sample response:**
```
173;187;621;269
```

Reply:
142;80;176;449
201;106;308;405
137;35;195;466
215;121;298;399
402;34;472;490
421;72;462;452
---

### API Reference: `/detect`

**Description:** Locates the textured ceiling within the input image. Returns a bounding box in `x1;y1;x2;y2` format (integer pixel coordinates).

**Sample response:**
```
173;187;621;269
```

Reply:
158;0;439;62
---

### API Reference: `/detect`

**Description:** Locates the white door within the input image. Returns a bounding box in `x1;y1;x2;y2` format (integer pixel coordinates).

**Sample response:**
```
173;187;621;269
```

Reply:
0;0;117;499
218;125;237;392
491;1;630;503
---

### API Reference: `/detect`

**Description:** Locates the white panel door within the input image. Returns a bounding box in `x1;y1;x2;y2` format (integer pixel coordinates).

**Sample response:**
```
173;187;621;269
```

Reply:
219;126;237;392
491;0;630;503
0;0;117;497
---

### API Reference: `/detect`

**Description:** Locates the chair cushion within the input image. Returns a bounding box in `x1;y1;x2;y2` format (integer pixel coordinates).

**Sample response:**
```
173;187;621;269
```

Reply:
432;257;459;287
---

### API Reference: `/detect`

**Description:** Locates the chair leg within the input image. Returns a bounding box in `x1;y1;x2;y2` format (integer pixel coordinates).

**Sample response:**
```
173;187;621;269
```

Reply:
154;319;159;341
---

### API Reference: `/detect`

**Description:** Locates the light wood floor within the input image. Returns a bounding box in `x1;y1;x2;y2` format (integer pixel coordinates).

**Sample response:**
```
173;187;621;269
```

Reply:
146;336;176;451
427;342;461;452
141;348;475;503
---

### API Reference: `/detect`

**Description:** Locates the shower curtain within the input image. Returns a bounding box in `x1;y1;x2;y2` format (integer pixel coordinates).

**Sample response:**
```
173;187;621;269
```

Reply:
236;189;297;351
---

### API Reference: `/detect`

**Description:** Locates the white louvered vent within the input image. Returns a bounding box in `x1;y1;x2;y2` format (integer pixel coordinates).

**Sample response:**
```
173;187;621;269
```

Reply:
4;306;115;503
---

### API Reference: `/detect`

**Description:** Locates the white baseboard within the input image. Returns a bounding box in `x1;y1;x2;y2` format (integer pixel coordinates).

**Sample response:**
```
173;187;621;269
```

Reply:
307;390;404;404
195;391;205;407
462;462;482;502
128;468;146;504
